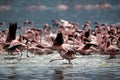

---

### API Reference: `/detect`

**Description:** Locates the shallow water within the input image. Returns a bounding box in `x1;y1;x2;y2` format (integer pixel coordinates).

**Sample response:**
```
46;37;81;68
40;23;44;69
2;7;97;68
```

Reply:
0;51;120;80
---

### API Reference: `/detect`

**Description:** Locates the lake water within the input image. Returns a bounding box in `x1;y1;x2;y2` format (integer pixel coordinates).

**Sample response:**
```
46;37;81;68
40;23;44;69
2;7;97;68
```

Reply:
0;0;120;80
0;52;120;80
0;0;120;28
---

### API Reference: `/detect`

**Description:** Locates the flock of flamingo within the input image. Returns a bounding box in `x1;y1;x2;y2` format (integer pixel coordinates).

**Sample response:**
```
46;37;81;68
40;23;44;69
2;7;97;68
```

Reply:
27;2;112;11
0;2;112;11
0;19;120;64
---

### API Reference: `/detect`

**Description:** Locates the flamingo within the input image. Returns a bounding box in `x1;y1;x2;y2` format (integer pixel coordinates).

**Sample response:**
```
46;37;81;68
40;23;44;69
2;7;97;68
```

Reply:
38;5;46;10
24;20;33;33
56;4;69;11
52;19;62;27
28;45;53;55
43;24;55;46
75;43;99;55
25;39;53;55
1;22;30;57
100;0;112;9
47;32;76;64
0;5;10;11
103;38;120;59
7;41;28;56
27;4;46;11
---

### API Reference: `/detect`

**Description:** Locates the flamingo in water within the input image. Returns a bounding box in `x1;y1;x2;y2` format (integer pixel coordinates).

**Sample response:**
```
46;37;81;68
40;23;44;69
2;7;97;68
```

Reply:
47;32;76;64
2;22;29;57
103;38;120;59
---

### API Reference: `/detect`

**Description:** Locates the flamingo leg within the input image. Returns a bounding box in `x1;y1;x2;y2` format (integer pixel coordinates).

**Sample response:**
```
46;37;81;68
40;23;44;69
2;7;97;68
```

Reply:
50;58;64;62
68;59;72;64
26;50;29;57
18;48;23;57
33;49;36;55
17;51;19;55
8;52;10;55
109;55;116;59
20;51;23;57
26;46;29;57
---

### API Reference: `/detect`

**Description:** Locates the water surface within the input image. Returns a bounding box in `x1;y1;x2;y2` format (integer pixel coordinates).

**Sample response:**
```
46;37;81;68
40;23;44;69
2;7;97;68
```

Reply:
0;52;120;80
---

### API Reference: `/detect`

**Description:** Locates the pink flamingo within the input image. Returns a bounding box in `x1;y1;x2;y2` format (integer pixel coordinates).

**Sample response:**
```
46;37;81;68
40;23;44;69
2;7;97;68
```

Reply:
2;23;29;57
48;32;76;64
56;1;69;11
103;37;120;59
24;20;33;33
6;40;28;57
